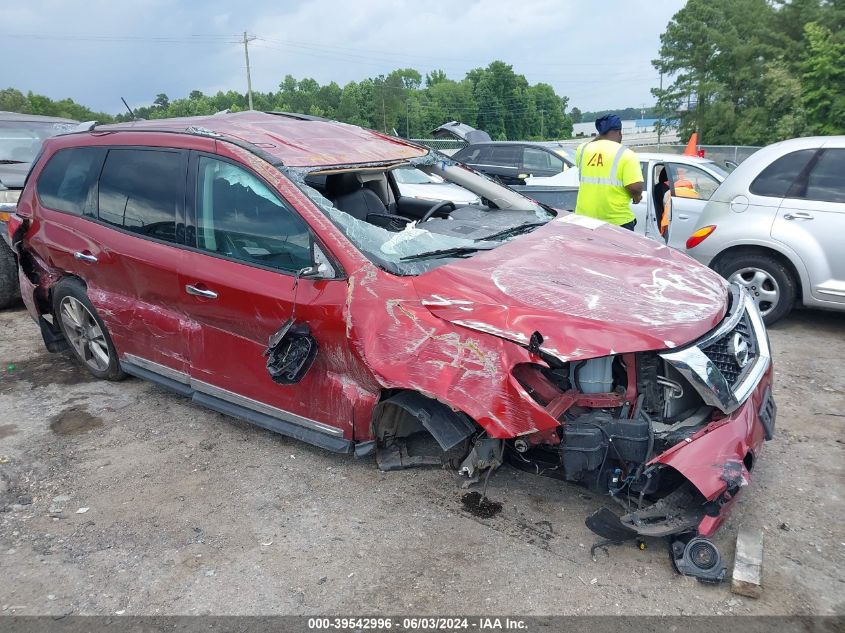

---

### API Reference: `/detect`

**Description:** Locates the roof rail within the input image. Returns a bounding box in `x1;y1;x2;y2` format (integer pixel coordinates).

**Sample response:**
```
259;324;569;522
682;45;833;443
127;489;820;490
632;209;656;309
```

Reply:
69;120;98;133
265;111;331;122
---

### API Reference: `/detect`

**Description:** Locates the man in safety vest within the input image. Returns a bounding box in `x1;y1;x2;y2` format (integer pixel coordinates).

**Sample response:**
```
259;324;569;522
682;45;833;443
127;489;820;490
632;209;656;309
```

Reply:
574;114;644;230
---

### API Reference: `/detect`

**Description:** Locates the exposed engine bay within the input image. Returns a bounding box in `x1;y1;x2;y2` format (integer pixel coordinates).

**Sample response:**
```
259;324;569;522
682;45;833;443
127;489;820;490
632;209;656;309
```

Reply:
504;351;718;538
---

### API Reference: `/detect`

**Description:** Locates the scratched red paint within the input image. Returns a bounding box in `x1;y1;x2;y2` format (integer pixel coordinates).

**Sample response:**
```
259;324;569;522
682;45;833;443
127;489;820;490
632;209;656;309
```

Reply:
13;112;772;539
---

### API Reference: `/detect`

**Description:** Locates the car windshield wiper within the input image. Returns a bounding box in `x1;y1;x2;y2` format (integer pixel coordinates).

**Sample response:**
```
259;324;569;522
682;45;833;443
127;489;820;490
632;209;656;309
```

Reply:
474;221;547;242
0;159;26;165
400;245;495;262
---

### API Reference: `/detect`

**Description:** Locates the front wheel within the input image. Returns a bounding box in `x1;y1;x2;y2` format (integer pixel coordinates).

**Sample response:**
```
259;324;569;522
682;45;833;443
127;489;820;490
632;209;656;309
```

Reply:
52;279;125;380
0;239;21;310
714;253;796;325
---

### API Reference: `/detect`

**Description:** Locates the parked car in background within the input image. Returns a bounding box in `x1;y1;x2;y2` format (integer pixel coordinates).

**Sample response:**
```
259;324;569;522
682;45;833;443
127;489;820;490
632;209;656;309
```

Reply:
9;111;774;551
515;152;727;251
392;167;481;206
0;111;77;308
632;153;728;249
451;141;576;185
686;136;845;325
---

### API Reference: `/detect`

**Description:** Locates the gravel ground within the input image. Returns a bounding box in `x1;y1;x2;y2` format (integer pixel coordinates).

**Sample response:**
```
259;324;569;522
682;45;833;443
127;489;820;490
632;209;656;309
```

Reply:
0;305;843;616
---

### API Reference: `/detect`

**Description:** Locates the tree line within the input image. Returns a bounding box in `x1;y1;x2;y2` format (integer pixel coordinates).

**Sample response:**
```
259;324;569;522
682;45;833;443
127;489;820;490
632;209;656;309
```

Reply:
653;0;845;144
3;0;842;146
0;61;574;141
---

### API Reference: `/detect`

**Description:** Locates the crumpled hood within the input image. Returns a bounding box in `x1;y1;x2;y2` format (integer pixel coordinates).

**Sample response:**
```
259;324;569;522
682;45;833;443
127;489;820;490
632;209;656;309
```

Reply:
412;215;728;361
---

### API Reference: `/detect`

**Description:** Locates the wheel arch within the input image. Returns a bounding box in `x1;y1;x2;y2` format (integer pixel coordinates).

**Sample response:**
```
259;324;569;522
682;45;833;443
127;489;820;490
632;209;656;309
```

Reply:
371;389;478;452
710;244;806;306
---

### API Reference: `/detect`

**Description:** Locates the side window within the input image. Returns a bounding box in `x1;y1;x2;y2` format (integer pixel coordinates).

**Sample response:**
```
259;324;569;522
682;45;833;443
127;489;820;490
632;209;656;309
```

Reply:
666;164;721;201
195;156;313;273
488;145;521;166
523;148;563;172
749;149;816;198
98;149;184;243
798;149;845;203
36;147;106;217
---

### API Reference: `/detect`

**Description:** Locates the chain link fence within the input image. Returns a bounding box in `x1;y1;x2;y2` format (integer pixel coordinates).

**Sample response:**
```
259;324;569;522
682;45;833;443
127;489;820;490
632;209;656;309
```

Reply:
409;138;467;155
635;144;762;165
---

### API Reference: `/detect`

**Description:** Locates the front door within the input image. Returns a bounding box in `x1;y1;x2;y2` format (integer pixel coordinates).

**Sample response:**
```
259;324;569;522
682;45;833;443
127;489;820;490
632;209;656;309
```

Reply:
178;153;355;441
663;162;721;250
772;147;845;305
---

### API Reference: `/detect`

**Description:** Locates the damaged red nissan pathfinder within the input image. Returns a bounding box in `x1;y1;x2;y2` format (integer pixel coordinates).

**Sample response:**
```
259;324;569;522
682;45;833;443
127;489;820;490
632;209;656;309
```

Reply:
8;112;775;562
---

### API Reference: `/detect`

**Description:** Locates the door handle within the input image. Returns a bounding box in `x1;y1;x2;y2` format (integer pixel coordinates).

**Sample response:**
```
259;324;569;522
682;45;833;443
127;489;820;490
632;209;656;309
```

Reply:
74;251;98;264
185;284;218;299
677;214;690;220
783;212;813;220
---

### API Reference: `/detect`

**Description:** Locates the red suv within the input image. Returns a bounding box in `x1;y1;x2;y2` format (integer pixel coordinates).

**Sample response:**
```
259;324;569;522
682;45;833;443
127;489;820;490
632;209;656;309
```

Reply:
8;112;775;557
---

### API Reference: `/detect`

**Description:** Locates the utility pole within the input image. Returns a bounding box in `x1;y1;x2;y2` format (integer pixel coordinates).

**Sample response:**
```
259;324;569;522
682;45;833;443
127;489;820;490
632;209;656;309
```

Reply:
243;31;256;111
406;100;410;138
657;71;663;150
382;87;387;133
540;109;544;139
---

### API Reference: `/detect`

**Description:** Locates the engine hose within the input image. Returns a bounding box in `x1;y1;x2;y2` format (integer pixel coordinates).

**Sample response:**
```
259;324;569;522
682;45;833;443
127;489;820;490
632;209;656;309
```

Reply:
573;360;587;392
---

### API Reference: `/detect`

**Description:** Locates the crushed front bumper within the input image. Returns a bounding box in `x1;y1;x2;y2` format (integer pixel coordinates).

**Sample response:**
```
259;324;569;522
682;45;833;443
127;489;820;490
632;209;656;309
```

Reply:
596;284;775;539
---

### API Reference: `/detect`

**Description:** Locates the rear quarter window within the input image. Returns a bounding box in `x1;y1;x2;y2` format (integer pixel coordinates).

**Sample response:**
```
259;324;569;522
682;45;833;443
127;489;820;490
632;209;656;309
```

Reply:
749;149;816;198
799;149;845;203
36;147;106;217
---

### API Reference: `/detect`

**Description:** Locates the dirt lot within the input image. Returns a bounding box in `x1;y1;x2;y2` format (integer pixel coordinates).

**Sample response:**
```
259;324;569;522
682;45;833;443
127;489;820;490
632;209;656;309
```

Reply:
0;304;843;616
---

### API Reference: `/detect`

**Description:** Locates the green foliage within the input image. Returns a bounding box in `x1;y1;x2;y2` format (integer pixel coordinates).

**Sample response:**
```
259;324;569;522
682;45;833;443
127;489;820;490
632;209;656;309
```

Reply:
2;62;573;141
577;106;661;123
0;88;115;122
653;0;845;144
801;22;845;135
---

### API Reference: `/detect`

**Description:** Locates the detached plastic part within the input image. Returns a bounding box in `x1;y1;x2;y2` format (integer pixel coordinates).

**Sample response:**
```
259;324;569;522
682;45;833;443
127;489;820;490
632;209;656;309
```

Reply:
671;537;727;584
264;318;318;384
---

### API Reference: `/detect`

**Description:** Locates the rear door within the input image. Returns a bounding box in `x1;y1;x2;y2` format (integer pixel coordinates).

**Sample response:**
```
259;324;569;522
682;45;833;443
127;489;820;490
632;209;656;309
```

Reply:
178;152;355;441
34;145;190;373
521;147;564;179
772;147;845;305
471;144;523;184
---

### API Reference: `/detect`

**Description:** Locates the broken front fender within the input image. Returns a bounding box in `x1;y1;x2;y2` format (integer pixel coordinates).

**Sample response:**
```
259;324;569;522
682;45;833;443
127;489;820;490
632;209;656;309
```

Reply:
653;362;773;537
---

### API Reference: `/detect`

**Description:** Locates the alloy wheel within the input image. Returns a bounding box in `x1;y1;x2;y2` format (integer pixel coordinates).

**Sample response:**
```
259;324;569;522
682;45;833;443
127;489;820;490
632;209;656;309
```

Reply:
729;267;780;317
59;296;111;372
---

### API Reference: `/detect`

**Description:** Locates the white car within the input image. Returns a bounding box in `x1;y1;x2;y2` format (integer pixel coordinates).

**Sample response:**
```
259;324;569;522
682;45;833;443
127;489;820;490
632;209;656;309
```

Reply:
685;136;845;324
523;152;730;249
393;167;481;205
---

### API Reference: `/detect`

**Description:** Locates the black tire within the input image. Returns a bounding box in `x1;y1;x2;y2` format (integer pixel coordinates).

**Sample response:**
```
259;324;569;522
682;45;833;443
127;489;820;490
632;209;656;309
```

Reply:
714;252;797;326
51;278;125;381
0;239;21;310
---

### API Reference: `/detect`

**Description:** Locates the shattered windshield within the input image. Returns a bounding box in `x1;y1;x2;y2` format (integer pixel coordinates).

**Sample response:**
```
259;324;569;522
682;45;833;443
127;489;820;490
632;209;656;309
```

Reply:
0;120;76;164
285;152;555;275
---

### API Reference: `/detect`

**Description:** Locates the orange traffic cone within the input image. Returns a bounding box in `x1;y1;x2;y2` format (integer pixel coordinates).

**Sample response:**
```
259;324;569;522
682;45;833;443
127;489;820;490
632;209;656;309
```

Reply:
683;132;698;156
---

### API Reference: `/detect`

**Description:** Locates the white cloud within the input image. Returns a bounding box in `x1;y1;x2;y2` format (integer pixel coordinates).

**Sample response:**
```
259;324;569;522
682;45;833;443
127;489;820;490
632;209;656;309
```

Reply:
1;0;686;114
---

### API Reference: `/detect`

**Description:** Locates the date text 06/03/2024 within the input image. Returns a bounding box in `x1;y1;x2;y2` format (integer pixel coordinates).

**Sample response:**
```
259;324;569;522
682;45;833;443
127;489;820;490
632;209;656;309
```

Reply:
306;617;528;630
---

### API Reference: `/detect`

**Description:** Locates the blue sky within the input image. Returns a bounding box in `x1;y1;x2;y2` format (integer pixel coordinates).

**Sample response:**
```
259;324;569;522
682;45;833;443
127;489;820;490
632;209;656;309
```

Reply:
3;0;687;115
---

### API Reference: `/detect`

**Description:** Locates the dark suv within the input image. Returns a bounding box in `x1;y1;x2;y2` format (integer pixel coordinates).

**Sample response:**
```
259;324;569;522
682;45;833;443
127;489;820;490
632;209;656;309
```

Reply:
451;141;575;185
0;112;77;308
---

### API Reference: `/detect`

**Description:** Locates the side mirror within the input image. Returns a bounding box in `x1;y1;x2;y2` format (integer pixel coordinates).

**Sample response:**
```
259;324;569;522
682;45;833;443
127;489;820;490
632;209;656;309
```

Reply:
297;262;328;279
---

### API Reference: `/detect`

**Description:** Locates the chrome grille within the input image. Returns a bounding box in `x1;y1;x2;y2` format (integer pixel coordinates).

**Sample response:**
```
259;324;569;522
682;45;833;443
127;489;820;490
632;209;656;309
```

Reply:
701;312;757;387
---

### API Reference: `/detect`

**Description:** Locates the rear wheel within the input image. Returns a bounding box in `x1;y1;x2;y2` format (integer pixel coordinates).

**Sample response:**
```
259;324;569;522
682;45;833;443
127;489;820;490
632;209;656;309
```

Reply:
52;279;125;380
0;239;21;310
714;252;796;325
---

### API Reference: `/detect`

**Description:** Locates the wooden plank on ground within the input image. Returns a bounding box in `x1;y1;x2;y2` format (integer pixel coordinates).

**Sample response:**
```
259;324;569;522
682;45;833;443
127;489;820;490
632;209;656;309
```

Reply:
732;527;763;598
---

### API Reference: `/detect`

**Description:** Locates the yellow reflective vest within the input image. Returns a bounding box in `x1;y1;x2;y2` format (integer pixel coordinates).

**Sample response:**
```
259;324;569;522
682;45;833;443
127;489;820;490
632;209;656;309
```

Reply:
574;139;643;226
